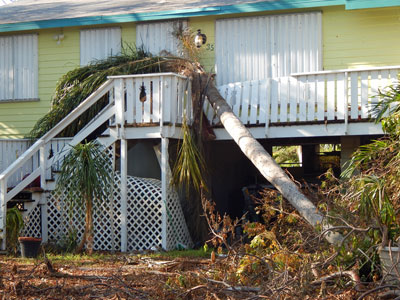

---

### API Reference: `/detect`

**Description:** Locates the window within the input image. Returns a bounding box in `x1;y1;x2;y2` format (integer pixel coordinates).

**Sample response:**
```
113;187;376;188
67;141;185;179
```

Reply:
215;12;322;85
136;20;187;55
0;34;38;101
80;27;121;66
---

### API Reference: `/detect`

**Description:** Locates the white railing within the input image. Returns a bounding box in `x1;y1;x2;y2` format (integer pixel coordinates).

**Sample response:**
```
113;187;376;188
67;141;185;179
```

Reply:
208;66;400;127
0;138;72;188
0;73;191;248
108;73;191;126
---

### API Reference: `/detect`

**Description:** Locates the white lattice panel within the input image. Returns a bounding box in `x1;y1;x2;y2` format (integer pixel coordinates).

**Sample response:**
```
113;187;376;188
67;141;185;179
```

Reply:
45;167;191;251
166;187;192;250
22;205;41;238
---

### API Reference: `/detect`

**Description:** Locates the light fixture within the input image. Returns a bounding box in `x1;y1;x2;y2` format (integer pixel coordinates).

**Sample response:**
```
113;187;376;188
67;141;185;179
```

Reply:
53;34;65;45
194;29;206;48
139;82;147;103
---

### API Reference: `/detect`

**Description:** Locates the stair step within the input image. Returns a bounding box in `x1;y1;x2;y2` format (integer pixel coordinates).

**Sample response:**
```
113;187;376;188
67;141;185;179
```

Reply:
8;198;35;203
23;187;44;193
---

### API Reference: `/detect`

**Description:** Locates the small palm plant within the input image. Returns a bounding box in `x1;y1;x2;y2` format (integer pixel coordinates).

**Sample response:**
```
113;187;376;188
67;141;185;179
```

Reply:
6;207;24;255
56;141;113;254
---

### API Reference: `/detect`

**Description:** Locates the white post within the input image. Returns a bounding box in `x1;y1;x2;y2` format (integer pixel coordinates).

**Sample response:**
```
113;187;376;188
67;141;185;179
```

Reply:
0;178;7;250
116;78;128;252
161;137;169;250
120;137;128;252
40;145;47;190
344;71;349;135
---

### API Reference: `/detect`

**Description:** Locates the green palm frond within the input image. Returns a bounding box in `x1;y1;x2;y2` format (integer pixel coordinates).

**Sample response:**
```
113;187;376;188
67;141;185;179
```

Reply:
56;141;113;209
172;117;207;193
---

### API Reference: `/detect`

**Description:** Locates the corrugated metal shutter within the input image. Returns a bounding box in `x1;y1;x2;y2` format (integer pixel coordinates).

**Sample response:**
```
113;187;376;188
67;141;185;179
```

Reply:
0;34;38;101
136;21;187;55
215;12;322;85
80;27;121;66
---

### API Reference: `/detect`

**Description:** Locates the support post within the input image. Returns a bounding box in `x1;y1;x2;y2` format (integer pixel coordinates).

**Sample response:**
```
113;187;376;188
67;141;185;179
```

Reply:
40;145;47;190
120;137;128;252
0;179;7;251
161;138;169;250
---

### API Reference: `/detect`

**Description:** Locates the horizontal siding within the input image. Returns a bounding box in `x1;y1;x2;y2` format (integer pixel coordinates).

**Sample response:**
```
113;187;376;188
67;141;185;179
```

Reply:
323;6;400;69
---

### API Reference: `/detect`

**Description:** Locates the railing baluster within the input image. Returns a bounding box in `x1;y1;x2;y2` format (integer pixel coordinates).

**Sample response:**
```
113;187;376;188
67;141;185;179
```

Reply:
298;76;307;121
143;77;151;123
360;72;369;118
316;74;325;121
336;73;345;120
289;77;297;122
350;72;359;120
152;77;160;123
270;78;278;123
241;81;251;124
258;80;267;124
307;75;316;121
126;79;134;124
327;74;335;121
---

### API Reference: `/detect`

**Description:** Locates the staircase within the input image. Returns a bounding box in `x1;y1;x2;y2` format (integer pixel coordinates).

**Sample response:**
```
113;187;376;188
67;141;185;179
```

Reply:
0;73;191;251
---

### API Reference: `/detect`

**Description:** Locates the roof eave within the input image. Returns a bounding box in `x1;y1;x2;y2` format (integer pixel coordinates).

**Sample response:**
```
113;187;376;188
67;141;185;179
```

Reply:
0;0;345;33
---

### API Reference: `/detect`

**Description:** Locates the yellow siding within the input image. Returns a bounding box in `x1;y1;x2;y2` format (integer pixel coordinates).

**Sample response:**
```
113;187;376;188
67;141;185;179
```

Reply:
0;28;80;138
323;6;400;69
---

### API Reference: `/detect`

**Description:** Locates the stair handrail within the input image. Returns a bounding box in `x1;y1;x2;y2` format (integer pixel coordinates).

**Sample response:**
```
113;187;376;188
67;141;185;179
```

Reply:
0;79;114;183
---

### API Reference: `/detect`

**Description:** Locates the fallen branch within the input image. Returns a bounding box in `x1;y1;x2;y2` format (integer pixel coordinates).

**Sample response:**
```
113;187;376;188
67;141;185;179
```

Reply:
311;270;363;291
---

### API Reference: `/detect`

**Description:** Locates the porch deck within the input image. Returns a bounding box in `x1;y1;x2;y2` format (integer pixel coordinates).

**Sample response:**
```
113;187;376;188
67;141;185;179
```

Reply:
0;66;398;251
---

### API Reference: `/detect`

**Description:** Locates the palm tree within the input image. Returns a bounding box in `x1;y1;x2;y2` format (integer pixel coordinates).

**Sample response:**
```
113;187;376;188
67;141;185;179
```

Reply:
56;141;113;254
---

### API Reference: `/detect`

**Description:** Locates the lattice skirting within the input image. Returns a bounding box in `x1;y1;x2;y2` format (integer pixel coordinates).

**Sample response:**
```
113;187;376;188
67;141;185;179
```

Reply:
23;173;192;251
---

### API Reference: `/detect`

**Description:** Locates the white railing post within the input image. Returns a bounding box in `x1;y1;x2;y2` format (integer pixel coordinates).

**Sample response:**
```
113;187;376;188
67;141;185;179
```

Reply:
114;78;128;252
0;178;7;250
120;137;128;252
161;137;168;250
40;144;47;190
344;71;349;135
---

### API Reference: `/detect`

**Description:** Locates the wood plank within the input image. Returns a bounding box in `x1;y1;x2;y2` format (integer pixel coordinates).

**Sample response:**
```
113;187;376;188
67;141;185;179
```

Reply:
279;77;288;123
270;79;278;123
360;71;369;118
170;76;178;126
143;77;151;123
135;78;144;123
289;77;297;122
258;80;267;124
232;82;242;119
298;77;307;121
177;78;184;124
316;75;325;121
152;77;160;122
126;79;134;124
307;75;316;121
326;74;335;120
241;81;251;124
370;71;379;110
336;73;345;120
350;72;359;120
249;80;259;125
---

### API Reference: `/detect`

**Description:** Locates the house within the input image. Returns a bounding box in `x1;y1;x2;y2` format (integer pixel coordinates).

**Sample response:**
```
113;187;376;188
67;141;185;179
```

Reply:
0;0;399;252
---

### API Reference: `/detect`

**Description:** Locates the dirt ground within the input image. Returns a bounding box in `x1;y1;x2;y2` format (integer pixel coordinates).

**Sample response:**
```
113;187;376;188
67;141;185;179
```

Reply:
0;253;254;300
0;253;373;300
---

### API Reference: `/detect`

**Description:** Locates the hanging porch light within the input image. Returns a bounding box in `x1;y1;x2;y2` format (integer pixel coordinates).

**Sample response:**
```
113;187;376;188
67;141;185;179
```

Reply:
194;29;207;48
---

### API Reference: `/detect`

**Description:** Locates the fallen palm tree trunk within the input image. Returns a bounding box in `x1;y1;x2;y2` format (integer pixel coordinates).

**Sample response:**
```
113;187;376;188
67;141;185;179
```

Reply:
201;74;343;245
